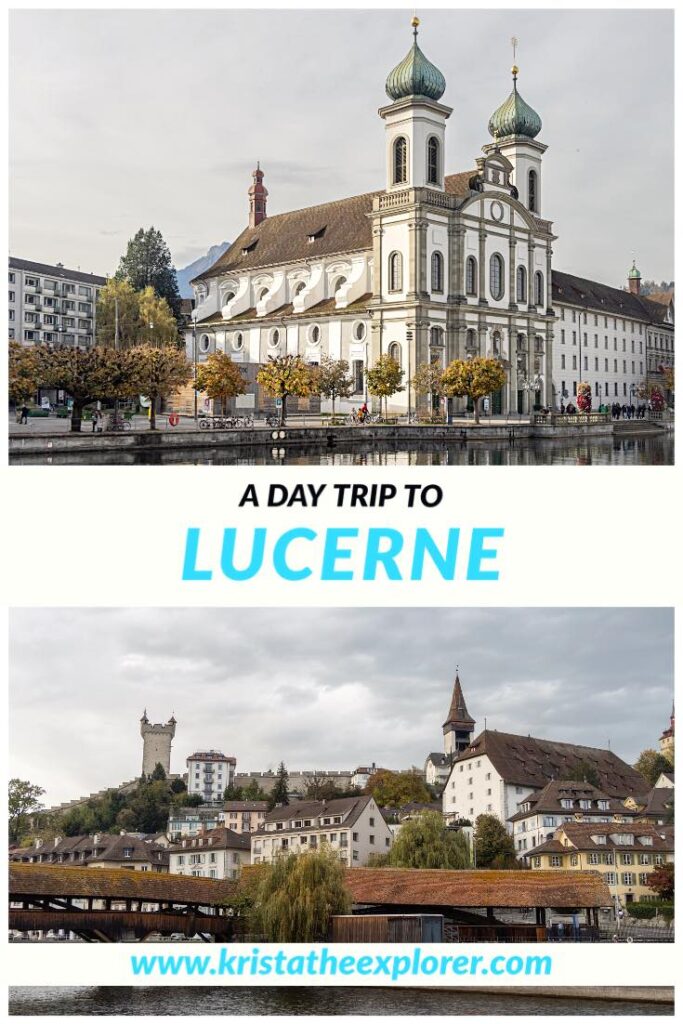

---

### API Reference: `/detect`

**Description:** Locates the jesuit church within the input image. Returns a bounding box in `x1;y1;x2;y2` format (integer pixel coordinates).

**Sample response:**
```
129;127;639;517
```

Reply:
186;18;674;417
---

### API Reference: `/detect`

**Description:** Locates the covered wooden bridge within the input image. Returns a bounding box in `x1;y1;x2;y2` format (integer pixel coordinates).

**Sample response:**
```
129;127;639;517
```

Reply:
338;868;612;942
9;864;239;942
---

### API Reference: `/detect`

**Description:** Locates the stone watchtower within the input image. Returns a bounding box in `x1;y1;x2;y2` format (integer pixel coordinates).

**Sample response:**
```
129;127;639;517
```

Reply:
140;710;176;777
443;671;475;758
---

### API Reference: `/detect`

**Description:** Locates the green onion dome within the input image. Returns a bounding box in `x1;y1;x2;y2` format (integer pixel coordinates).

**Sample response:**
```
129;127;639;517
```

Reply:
385;17;446;103
488;67;542;140
628;260;641;280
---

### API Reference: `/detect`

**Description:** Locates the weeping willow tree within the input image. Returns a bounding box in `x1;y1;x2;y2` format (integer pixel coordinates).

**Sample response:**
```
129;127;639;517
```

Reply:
250;849;351;942
385;811;471;869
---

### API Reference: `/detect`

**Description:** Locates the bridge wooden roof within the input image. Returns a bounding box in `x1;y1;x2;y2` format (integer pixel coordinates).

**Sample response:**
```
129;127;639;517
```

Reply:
341;868;611;909
9;864;238;906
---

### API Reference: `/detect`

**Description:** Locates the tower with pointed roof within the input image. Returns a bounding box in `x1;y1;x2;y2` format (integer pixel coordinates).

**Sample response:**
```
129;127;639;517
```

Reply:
484;62;546;216
628;258;642;296
140;712;177;777
248;163;268;229
659;702;674;762
443;671;475;758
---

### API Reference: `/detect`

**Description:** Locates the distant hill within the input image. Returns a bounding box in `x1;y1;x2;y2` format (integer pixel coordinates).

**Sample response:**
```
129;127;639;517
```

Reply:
176;242;230;298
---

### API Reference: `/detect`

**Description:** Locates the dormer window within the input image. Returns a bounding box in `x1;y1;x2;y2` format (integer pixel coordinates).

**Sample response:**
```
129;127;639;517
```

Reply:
294;281;306;296
307;227;326;243
638;836;653;846
241;241;258;256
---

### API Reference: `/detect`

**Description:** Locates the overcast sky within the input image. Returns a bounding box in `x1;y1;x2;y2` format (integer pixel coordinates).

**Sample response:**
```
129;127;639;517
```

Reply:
9;9;673;285
9;608;673;807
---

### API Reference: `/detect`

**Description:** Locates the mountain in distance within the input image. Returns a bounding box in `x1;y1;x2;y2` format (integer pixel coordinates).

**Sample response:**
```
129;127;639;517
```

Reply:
176;242;230;298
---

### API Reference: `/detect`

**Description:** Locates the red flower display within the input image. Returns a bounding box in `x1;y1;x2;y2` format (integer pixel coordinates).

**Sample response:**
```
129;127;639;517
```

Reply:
576;381;592;412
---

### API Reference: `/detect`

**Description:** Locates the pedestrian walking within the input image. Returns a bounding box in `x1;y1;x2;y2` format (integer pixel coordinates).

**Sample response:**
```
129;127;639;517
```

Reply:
91;409;99;433
19;404;29;425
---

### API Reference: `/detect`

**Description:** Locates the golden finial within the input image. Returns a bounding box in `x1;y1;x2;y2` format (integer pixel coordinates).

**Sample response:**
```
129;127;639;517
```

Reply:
411;15;420;28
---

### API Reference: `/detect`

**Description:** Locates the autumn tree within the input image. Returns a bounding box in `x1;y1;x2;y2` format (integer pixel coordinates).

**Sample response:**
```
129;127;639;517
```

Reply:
116;226;182;320
96;279;140;348
137;286;180;347
441;357;507;424
9;779;45;843
129;345;192;430
36;345;138;432
385;812;471;869
249;850;351;941
196;351;247;414
269;762;289;809
256;355;317;425
8;342;40;406
646;862;674;902
316;356;354;416
634;749;673;787
366;354;404;418
473;813;518;868
411;359;445;415
366;769;432;808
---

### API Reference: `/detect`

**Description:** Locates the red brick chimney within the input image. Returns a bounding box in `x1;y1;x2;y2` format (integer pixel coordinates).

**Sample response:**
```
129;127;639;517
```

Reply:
248;163;268;229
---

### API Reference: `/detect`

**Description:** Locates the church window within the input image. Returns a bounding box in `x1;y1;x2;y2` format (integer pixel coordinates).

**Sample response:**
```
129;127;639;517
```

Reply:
388;341;402;366
516;265;527;303
491;330;502;356
431;251;444;292
465;256;477;296
465;328;477;353
534;271;544;306
352;359;364;393
222;291;235;307
295;281;306;296
199;334;211;353
334;276;347;294
427;136;440;185
489;253;504;300
258;287;269;302
388;251;403;292
528;169;538;212
353;322;366;341
309;325;321;345
430;326;444;347
270;328;280;347
233;332;244;351
393;136;408;185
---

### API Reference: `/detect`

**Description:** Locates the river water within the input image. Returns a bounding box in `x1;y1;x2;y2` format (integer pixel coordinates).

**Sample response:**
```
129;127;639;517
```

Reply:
8;986;672;1015
11;434;674;466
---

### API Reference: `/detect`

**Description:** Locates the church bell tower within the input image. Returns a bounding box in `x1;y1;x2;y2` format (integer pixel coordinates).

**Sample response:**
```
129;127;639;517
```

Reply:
443;671;475;758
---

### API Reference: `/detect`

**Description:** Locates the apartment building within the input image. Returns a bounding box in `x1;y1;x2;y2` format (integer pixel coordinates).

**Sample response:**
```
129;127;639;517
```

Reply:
167;826;250;880
186;751;236;803
220;801;268;834
9;833;169;872
251;795;392;867
8;257;106;348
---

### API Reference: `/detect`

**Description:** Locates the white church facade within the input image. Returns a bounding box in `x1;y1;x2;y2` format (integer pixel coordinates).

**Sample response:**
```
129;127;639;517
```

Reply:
185;18;673;416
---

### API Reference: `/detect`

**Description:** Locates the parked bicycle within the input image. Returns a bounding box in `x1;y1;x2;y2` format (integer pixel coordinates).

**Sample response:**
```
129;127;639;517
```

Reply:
198;414;254;430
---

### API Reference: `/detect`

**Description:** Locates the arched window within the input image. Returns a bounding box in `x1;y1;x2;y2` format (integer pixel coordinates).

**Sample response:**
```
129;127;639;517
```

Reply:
393;136;407;185
427;136;440;185
294;281;306;296
431;251;444;293
333;276;347;294
491;330;502;356
528;169;538;213
490;253;505;301
388;342;402;365
388;251;403;292
258;287;269;302
222;290;235;307
465;328;477;353
534;271;544;306
429;326;444;347
465;256;477;296
516;265;527;303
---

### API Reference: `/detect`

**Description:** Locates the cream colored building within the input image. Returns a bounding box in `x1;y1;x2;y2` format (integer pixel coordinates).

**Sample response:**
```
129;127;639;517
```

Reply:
168;826;250;880
524;822;674;906
220;801;268;834
251;795;392;867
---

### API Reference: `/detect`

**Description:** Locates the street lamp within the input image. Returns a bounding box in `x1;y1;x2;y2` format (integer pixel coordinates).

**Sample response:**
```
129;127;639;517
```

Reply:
519;373;544;420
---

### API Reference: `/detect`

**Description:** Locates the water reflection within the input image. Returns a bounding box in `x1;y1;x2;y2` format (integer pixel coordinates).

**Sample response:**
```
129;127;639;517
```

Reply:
8;986;673;1016
9;435;674;467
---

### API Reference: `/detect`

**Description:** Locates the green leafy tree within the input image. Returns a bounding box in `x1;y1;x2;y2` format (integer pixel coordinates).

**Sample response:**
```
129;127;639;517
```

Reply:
150;763;167;781
316;356;354;416
366;769;432;808
182;793;204;808
116;226;182;320
269;762;290;809
170;778;187;795
35;345;138;432
130;344;192;429
366;354;405;418
9;779;45;843
646;862;674;901
224;783;245;801
196;351;247;414
386;812;471;869
250;850;351;941
441;357;507;424
137;286;180;347
243;779;269;801
411;359;445;415
566;760;601;787
256;355;317;425
634;749;673;787
473;813;518;868
9;342;40;406
96;279;140;348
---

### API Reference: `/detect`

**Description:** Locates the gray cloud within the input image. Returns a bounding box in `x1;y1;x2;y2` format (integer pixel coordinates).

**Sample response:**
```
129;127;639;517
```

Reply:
9;608;673;807
9;9;673;284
